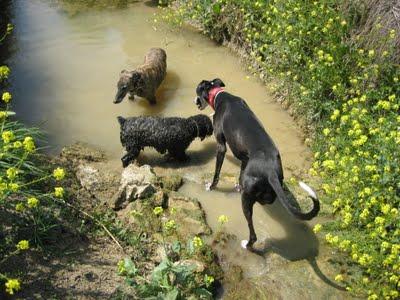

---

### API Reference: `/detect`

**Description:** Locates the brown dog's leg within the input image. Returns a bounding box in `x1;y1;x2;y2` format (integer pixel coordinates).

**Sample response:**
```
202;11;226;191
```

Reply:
148;95;156;105
241;192;257;251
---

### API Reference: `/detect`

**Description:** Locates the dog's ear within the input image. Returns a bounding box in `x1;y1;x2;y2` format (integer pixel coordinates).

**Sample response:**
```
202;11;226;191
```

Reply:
211;78;225;87
131;72;142;85
117;116;126;126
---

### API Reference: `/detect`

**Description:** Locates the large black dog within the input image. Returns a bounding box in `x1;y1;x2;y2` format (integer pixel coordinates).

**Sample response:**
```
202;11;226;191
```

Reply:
195;78;320;251
117;114;213;167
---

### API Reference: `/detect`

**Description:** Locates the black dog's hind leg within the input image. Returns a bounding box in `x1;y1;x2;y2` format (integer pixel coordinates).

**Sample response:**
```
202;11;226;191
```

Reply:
236;159;248;192
241;192;257;250
208;135;226;190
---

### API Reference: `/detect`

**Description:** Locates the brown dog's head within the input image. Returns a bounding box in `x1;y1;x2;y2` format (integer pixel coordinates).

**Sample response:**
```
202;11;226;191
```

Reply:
114;70;143;104
194;78;225;110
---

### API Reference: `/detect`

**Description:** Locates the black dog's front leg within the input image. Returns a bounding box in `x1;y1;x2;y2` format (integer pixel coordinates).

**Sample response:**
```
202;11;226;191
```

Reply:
121;153;134;168
121;147;140;168
207;139;226;190
241;192;257;251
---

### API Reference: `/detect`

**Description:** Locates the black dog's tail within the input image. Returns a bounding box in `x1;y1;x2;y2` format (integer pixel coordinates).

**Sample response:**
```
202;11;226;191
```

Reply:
268;171;320;220
117;116;126;126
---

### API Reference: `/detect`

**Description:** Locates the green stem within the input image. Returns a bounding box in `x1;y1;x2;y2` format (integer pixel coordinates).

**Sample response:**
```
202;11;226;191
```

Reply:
0;103;9;134
18;174;52;188
52;197;124;251
0;249;20;266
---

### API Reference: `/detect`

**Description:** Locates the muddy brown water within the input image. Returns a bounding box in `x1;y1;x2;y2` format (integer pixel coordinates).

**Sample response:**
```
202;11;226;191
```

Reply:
6;0;340;294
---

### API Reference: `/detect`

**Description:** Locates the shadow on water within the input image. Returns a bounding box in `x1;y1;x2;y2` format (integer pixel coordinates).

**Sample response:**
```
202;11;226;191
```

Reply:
144;0;159;8
137;139;217;168
0;0;15;66
251;186;346;291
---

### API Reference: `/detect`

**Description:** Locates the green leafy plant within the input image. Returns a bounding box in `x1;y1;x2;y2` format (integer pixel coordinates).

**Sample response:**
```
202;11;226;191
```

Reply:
0;24;68;296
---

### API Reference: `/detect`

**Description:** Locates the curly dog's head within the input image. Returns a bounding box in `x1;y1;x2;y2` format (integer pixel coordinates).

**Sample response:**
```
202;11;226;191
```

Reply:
188;114;213;140
114;70;143;104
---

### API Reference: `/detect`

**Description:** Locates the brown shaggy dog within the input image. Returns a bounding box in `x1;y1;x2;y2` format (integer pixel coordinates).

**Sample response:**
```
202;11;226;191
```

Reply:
114;48;167;105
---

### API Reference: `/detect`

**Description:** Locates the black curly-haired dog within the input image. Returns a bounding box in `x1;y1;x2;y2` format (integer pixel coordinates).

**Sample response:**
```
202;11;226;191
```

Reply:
117;114;213;167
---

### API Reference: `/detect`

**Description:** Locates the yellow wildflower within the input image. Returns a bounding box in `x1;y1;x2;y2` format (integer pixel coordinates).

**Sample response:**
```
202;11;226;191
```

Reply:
204;274;214;287
0;65;10;78
6;167;18;180
5;279;21;295
15;203;25;212
334;274;344;282
13;141;22;149
2;130;14;143
193;236;204;249
16;240;29;250
218;215;229;225
23;136;36;153
2;91;12;103
9;183;19;191
381;204;391;215
53;167;65;180
313;224;322;233
54;187;64;198
27;197;39;208
153;206;163;216
368;50;375;57
117;259;126;275
163;219;176;234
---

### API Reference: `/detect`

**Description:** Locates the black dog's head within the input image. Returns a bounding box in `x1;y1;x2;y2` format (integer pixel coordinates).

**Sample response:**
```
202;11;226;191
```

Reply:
188;114;213;140
194;78;225;110
114;70;143;104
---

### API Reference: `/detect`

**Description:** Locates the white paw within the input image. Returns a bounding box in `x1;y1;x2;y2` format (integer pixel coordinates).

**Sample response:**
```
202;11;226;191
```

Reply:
205;182;212;191
241;240;248;249
234;183;242;192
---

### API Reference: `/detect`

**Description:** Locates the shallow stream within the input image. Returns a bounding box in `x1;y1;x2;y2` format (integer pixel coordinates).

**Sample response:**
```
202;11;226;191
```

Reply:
5;0;342;294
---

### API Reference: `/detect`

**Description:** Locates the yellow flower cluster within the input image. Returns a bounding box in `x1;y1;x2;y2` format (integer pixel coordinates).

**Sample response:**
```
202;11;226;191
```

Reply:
23;136;36;153
53;167;65;181
16;240;29;250
6;167;18;180
2;130;14;143
5;279;20;295
192;236;203;249
0;65;10;79
1;91;12;103
153;206;163;216
54;187;64;198
27;197;39;208
217;214;228;225
204;274;214;288
163;219;176;234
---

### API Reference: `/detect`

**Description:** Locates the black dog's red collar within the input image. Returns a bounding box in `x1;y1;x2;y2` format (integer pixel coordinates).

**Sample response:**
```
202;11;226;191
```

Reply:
208;87;224;110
